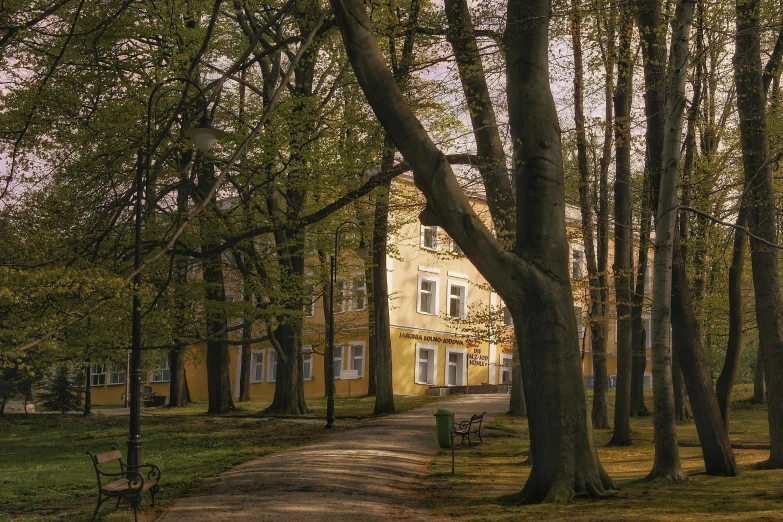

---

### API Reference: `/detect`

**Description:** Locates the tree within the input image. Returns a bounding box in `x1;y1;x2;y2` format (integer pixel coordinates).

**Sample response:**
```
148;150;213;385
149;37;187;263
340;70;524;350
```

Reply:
40;367;80;414
330;0;613;502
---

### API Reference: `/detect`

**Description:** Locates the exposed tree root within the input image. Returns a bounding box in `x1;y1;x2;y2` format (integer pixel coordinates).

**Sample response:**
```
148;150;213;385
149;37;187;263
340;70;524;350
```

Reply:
646;469;687;482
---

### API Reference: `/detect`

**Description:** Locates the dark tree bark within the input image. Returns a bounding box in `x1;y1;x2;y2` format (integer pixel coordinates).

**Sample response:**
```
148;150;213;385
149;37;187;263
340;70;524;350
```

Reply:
671;350;691;422
735;0;783;467
571;0;608;430
198;162;235;415
671;230;737;475
647;0;693;482
83;365;91;416
238;318;253;402
609;6;634;445
168;347;190;407
508;347;526;417
754;343;766;404
265;321;309;415
330;0;613;503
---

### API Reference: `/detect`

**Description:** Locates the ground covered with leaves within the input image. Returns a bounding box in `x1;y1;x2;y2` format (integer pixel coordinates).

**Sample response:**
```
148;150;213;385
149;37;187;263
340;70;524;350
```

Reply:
0;395;441;522
423;385;782;521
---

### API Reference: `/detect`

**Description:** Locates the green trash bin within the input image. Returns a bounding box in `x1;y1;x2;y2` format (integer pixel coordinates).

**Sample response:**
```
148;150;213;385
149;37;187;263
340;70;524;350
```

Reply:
434;409;453;449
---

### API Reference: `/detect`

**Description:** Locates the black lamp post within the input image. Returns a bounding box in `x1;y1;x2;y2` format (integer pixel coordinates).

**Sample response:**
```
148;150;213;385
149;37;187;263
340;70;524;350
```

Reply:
326;221;369;429
128;78;224;471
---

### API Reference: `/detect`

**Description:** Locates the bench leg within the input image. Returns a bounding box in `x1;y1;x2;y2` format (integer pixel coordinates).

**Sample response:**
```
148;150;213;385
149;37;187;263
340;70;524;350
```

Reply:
150;485;158;507
92;493;107;521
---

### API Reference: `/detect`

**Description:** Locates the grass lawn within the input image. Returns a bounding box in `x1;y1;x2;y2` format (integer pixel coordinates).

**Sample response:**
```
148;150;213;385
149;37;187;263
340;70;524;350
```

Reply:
0;394;442;522
422;384;783;521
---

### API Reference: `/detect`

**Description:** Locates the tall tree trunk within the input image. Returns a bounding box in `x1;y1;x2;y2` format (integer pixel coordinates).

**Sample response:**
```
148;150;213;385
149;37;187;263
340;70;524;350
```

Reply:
610;5;634;445
735;0;783;467
571;0;608;430
754;343;766;404
168;347;190;407
198;162;235;415
671;350;691;422
716;208;747;426
648;0;693;481
330;0;613;503
170;173;192;408
265;321;309;415
238;279;253;402
83;365;91;416
671;230;737;475
509;346;526;416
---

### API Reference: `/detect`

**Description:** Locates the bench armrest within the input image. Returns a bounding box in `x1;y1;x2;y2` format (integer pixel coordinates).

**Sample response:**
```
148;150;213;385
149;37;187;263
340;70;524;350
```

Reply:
136;463;162;481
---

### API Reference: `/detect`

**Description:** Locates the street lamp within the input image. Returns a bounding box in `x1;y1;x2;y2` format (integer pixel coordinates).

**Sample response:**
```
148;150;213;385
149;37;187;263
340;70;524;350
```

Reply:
326;221;369;429
128;78;224;471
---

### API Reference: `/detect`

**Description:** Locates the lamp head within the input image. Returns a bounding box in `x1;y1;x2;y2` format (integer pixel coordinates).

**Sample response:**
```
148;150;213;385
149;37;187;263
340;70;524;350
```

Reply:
357;238;369;260
183;116;226;152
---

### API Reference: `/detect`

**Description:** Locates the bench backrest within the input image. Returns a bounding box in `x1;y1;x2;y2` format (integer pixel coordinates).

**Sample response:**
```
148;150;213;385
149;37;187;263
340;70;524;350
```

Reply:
93;450;122;465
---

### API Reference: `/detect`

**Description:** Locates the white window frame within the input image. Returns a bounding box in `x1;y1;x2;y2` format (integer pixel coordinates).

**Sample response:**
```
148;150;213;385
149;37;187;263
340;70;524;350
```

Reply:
151;359;170;382
645;263;653;294
501;305;513;327
572;248;586;280
574;305;585;339
349;274;367;312
420;225;440;251
251;350;264;383
445;347;468;386
333;280;346;314
499;354;513;384
267;348;278;383
108;366;125;386
90;364;106;386
415;343;439;385
417;274;439;316
349;341;366;377
447;280;468;320
334;344;344;379
449;237;464;256
302;346;313;381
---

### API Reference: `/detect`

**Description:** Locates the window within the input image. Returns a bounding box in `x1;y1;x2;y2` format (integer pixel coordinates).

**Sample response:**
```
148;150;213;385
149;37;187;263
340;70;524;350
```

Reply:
415;344;438;385
574;305;585;339
449;237;464;256
267;349;277;382
251;350;264;383
572;249;585;279
501;306;513;327
349;342;365;377
333;280;346;314
334;345;343;379
421;225;440;250
500;354;513;384
303;295;315;317
302;346;313;380
350;275;367;311
445;348;466;386
90;364;106;386
448;281;467;319
417;275;439;315
151;359;170;382
108;366;125;386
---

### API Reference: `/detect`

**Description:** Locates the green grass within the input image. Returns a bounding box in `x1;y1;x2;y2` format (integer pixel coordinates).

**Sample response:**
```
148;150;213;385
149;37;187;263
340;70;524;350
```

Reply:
0;394;443;522
422;385;782;521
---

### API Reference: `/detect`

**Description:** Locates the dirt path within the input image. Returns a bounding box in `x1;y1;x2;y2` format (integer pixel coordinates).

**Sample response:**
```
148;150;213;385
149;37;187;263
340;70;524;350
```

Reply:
156;394;510;521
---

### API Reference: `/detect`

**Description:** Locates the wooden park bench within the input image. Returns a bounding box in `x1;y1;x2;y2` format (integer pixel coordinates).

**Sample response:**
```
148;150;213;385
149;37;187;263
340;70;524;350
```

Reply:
453;412;485;447
86;449;161;522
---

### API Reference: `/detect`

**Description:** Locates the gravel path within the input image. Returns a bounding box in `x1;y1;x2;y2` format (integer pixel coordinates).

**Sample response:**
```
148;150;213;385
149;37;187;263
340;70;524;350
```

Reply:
156;394;510;522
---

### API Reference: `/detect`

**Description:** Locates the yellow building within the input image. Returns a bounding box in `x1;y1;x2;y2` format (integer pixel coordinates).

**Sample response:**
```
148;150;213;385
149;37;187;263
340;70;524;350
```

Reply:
88;182;652;406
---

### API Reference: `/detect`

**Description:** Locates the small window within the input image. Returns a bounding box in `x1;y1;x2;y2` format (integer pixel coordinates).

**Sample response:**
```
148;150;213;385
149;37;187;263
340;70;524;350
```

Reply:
333;281;346;314
302;346;313;380
421;225;440;250
574;305;585;339
251;350;264;383
108;367;125;385
417;275;439;315
303;295;315;317
334;345;343;379
449;237;464;256
151;359;170;382
500;354;513;384
90;364;106;386
502;306;513;327
349;342;365;377
350;275;367;311
267;349;277;383
572;249;585;279
448;282;467;319
415;344;438;385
